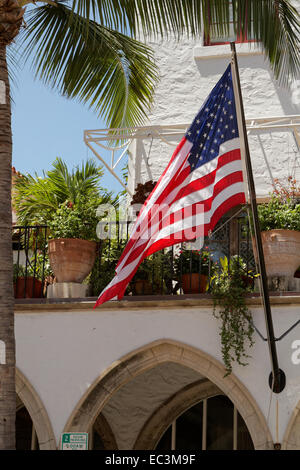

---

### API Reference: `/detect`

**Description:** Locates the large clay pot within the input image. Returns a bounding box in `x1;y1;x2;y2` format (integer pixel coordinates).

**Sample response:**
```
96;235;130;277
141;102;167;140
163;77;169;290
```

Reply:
48;238;97;283
255;230;300;277
181;273;208;294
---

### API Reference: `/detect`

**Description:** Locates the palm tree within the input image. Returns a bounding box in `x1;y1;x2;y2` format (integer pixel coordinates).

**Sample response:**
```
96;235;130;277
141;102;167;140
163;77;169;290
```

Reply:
0;0;299;450
13;157;116;225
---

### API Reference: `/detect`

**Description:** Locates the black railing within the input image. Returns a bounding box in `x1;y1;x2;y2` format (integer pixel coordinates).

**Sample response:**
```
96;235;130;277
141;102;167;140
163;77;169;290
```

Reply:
12;212;256;299
13;225;49;299
89;211;256;297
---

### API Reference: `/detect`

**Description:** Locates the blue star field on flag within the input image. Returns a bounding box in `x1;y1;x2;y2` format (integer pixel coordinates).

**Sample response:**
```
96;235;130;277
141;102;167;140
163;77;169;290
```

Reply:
187;65;239;172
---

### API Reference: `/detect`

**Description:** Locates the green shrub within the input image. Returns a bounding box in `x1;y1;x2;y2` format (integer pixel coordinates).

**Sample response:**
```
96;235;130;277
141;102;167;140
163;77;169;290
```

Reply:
48;197;101;241
173;248;211;276
257;194;300;232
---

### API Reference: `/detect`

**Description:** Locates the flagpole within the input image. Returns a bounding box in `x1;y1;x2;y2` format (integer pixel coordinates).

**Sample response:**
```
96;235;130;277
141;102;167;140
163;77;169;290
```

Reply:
230;42;285;394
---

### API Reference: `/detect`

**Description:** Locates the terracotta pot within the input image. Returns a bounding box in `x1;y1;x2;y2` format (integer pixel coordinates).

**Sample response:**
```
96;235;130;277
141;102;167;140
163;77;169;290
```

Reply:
48;238;97;283
254;230;300;277
181;273;208;294
14;277;43;298
131;279;153;295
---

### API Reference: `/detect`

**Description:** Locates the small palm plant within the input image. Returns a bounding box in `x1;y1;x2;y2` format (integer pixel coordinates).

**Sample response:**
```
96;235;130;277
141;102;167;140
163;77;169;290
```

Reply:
13;157;114;226
13;157;118;285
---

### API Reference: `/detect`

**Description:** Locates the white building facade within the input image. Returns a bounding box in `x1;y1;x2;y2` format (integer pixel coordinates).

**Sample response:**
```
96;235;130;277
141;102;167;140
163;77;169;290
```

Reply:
126;38;300;198
13;8;300;451
14;298;300;450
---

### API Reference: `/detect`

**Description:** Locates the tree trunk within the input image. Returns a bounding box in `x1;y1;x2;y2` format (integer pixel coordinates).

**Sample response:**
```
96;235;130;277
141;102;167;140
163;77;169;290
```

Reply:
0;43;15;450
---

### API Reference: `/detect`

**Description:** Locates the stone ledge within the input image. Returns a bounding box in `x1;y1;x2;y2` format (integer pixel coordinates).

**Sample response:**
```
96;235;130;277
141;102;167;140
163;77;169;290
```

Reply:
14;293;300;313
194;43;263;60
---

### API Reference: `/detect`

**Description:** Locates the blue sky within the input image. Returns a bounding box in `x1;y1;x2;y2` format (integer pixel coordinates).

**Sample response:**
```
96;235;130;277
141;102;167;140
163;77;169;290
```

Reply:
11;61;124;194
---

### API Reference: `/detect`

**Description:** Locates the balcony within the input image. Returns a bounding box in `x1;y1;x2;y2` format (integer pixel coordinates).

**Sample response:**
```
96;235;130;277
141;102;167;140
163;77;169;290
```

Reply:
12;114;300;305
12;210;261;302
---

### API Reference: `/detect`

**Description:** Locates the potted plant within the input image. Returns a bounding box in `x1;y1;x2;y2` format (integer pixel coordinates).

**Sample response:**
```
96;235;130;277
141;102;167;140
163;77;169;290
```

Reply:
86;239;129;296
210;256;257;376
13;252;52;298
127;250;173;296
48;197;99;283
14;264;41;298
256;177;300;278
13;157;116;285
131;258;154;295
174;248;210;294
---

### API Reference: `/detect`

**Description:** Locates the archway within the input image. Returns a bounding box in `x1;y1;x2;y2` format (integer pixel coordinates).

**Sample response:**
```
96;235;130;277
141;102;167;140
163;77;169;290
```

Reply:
282;400;300;450
134;380;253;450
16;368;56;450
64;340;273;450
91;413;118;450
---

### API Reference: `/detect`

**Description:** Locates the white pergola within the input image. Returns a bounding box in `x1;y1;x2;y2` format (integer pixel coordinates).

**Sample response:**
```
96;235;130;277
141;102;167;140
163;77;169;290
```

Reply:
84;115;300;196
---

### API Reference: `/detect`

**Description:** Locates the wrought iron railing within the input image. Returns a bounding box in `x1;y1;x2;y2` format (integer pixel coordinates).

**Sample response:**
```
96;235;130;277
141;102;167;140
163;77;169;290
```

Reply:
13;225;49;299
89;210;256;297
12;212;256;299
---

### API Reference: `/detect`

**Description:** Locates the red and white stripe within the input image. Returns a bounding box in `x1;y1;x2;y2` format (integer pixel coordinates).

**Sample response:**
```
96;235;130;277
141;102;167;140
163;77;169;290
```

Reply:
94;136;245;307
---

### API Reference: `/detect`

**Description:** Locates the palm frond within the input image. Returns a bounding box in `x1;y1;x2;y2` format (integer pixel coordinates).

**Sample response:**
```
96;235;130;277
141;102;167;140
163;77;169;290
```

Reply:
6;43;21;104
231;0;300;84
13;173;60;225
70;0;200;38
13;157;108;224
17;0;300;135
266;0;300;84
20;2;158;129
70;0;300;84
46;157;104;204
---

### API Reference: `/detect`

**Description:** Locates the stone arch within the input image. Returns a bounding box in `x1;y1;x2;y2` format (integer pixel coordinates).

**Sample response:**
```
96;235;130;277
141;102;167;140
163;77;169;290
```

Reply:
282;401;300;450
64;339;273;450
16;368;56;450
134;379;222;449
92;413;118;450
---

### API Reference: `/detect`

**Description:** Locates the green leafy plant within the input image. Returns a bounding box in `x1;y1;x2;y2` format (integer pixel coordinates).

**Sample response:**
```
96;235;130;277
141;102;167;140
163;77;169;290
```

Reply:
13;264;26;283
13;157;119;242
48;197;102;241
131;250;173;294
257;178;300;232
86;239;128;296
210;255;257;376
89;243;175;297
13;157;116;225
132;257;153;281
173;248;211;277
30;253;52;280
13;252;53;283
257;195;300;232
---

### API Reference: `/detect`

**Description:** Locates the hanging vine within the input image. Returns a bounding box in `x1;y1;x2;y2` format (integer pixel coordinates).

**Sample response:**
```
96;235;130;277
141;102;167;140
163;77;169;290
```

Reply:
211;256;256;376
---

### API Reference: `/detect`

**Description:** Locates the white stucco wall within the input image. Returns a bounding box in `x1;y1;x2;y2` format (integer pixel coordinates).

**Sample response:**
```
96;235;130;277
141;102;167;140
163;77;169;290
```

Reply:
14;300;300;447
127;37;300;197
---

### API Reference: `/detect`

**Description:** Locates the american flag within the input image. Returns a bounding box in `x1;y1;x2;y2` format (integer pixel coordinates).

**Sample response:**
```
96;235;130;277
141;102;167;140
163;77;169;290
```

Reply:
94;64;246;307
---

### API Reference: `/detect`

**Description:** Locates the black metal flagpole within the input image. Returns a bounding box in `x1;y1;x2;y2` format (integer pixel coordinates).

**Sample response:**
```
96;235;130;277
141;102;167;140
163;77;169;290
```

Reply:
230;42;285;394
